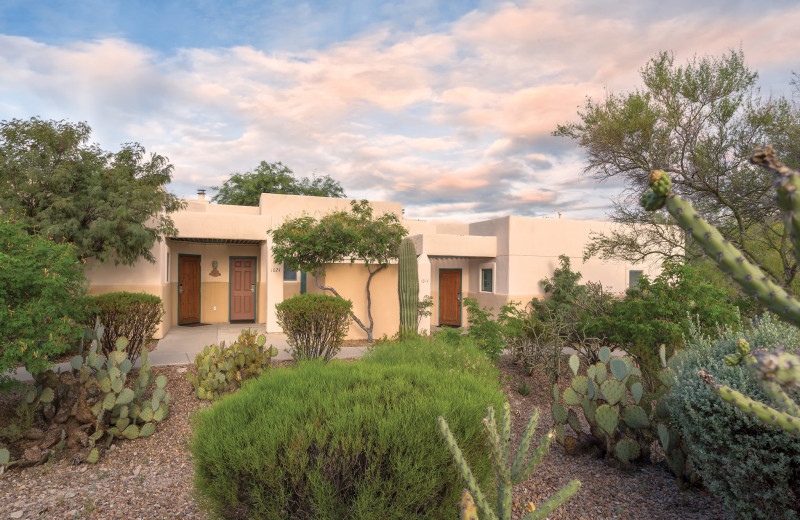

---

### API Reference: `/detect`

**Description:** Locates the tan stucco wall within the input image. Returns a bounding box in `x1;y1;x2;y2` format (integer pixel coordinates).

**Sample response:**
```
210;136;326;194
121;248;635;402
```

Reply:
321;263;400;340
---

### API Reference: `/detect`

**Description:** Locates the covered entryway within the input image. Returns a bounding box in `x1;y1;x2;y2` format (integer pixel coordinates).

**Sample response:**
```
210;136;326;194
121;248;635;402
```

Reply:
439;268;462;326
178;255;201;324
230;257;256;321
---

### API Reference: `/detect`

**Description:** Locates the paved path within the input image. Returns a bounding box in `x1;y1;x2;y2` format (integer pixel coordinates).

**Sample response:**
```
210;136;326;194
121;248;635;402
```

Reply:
8;324;370;382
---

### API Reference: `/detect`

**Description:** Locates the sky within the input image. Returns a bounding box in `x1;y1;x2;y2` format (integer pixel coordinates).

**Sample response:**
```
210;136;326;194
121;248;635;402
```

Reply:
1;0;799;222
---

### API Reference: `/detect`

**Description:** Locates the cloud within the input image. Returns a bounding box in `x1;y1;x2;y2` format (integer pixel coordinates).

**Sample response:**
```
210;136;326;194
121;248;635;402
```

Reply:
2;0;799;223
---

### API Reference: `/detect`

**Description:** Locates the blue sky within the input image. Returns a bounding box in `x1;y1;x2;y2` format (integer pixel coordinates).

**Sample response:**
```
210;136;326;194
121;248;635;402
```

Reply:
1;0;798;221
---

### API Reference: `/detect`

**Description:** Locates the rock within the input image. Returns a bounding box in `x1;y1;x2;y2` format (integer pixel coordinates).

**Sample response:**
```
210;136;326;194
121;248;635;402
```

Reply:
42;403;56;421
53;405;70;424
39;428;63;450
24;427;45;440
24;448;42;463
64;491;76;499
10;510;23;519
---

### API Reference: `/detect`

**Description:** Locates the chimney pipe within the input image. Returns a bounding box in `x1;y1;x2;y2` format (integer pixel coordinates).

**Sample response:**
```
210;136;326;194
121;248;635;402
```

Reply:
197;189;206;200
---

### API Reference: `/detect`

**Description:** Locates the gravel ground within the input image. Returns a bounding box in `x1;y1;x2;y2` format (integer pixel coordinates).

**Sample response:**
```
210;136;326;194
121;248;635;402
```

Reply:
0;357;732;519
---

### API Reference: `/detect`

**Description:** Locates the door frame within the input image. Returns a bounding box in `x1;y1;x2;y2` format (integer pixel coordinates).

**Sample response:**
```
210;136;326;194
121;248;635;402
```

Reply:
438;268;462;327
228;256;258;322
177;254;202;325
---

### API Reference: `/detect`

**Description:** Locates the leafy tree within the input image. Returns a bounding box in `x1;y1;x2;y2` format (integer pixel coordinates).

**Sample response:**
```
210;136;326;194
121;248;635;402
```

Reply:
212;161;345;205
0;117;184;265
555;49;800;286
0;217;88;387
269;200;406;342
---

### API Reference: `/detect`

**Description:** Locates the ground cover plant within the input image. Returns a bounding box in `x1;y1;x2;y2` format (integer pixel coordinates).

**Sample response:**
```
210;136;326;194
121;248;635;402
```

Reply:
190;335;504;519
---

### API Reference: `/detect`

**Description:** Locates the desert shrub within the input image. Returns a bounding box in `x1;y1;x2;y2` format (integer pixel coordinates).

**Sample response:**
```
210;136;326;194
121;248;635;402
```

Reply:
187;329;279;400
276;293;352;361
191;336;503;520
600;261;740;390
86;291;164;365
499;301;565;383
0;217;88;386
462;298;505;360
667;314;800;519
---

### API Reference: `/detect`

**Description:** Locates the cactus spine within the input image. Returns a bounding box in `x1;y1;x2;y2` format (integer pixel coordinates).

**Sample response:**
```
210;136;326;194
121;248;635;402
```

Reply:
641;146;800;435
398;238;419;337
438;402;580;520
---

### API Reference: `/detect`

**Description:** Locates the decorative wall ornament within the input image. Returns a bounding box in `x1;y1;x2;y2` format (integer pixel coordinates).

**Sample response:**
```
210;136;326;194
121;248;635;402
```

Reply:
209;260;221;277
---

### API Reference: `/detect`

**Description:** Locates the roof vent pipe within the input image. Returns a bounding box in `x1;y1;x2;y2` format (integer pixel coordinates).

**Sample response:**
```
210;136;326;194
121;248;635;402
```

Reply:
197;189;206;200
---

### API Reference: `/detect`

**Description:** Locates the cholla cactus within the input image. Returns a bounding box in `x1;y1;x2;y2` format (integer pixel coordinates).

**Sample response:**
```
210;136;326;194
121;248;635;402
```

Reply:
438;402;579;520
640;146;800;435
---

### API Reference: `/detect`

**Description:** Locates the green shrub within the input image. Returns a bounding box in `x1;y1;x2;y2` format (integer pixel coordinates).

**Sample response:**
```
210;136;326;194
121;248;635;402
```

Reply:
187;329;278;400
87;291;164;366
667;314;800;519
276;293;353;361
0;217;88;386
191;336;504;519
462;298;505;360
600;261;740;389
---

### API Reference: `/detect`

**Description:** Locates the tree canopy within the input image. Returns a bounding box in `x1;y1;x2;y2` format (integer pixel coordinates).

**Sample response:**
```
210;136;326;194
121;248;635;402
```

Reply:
269;200;407;342
212;161;346;205
554;49;800;286
0;117;184;265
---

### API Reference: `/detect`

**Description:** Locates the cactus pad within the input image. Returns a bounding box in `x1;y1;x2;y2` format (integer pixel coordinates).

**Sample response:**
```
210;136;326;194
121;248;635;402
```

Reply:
569;354;580;375
594;363;608;384
599;347;611;364
600;380;626;406
581;396;597;423
614;437;641;464
0;448;9;465
571;375;589;395
562;387;581;406
657;423;671;451
552;402;568;425
610;358;628;381
621;405;650;429
86;448;99;464
595;404;619;436
567;409;582;434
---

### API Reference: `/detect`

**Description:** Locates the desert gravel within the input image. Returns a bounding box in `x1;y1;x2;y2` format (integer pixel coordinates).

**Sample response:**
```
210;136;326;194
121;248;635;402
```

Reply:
0;357;732;519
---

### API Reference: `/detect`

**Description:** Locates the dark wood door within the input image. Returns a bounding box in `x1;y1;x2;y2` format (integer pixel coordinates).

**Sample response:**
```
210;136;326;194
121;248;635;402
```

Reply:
439;269;462;326
179;256;201;324
230;258;255;321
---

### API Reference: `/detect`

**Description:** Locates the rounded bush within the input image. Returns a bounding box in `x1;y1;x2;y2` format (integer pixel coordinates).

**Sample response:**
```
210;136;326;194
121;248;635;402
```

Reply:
87;291;164;365
190;336;503;519
276;293;352;361
667;315;800;519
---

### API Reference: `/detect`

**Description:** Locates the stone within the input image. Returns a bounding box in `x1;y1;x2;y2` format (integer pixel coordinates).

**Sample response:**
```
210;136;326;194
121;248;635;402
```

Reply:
23;428;45;440
24;448;42;463
10;510;23;519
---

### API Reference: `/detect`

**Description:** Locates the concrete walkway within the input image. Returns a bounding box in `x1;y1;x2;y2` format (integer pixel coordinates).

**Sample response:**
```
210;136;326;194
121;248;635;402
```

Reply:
9;324;371;382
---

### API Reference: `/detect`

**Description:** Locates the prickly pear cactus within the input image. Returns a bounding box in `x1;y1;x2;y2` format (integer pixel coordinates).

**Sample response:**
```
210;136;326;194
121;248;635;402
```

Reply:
641;147;800;436
187;329;277;400
398;238;419;338
552;347;652;468
13;320;170;465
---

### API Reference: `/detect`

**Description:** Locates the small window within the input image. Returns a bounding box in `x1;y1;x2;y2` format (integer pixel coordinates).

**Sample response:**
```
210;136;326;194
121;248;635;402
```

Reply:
283;262;298;282
629;270;643;288
481;268;493;293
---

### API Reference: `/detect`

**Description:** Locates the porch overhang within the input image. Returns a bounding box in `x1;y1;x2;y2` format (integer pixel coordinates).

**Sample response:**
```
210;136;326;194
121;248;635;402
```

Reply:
168;237;263;245
411;233;497;258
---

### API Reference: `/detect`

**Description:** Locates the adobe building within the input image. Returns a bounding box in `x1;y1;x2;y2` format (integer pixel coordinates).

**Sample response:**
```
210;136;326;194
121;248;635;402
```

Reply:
84;191;658;340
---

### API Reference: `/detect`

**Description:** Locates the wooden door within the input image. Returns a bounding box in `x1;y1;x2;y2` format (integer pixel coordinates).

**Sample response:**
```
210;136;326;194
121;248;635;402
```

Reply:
439;269;462;326
230;258;256;321
179;255;201;324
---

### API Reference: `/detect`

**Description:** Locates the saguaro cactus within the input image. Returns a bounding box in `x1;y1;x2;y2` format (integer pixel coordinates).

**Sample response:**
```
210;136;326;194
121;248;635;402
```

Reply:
398;237;419;337
438;402;580;520
640;146;800;435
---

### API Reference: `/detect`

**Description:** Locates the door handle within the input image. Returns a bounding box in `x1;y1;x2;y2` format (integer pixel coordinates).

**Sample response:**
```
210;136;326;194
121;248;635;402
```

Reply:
250;284;255;292
179;284;183;294
457;293;462;302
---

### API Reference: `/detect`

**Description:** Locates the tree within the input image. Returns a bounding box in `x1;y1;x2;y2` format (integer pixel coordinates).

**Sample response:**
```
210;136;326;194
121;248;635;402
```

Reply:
269;200;407;342
555;49;800;286
1;217;88;387
212;161;346;205
0;117;184;265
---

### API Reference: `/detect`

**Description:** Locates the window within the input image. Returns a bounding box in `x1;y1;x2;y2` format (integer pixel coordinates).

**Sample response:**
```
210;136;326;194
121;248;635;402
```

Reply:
629;270;643;288
481;268;493;293
283;262;298;281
